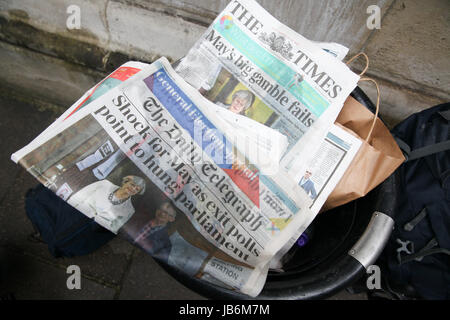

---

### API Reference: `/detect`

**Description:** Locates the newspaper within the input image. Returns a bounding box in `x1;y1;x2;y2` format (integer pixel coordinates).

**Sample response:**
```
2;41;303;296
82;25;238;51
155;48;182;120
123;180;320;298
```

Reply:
12;0;363;292
12;57;319;297
175;0;359;177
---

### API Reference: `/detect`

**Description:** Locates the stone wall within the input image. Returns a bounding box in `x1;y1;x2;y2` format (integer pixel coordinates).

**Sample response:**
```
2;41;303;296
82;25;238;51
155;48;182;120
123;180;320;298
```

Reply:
0;0;448;126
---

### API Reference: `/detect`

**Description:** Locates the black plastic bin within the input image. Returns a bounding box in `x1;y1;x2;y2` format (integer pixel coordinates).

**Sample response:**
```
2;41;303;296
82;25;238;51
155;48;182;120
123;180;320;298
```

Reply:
156;87;400;300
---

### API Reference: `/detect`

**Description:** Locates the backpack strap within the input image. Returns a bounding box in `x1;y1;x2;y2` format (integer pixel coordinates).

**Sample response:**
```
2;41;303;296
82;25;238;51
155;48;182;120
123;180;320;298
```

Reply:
403;208;427;232
395;137;450;162
394;137;412;158
399;238;450;264
407;140;450;161
398;208;450;264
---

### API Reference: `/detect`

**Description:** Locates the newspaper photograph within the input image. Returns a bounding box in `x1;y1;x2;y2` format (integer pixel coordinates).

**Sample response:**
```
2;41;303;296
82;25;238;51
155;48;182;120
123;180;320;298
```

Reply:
175;0;360;175
12;57;318;297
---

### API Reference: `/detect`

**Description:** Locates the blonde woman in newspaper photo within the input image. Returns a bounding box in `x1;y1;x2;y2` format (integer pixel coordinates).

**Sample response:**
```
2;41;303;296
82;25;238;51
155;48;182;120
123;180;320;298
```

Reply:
217;90;255;115
67;175;146;233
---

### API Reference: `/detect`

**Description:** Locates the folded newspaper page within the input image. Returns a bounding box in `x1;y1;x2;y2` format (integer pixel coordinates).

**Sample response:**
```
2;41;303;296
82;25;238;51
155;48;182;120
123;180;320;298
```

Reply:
269;123;361;269
12;57;320;297
175;0;360;177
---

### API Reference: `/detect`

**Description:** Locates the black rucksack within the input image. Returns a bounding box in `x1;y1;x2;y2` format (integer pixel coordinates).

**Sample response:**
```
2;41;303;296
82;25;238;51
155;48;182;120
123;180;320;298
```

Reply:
379;103;450;300
25;184;116;258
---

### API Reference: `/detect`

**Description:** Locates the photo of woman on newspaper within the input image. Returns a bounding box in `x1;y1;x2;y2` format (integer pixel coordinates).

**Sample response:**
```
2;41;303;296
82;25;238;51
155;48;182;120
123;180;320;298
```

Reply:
193;66;279;126
67;175;146;234
216;89;255;115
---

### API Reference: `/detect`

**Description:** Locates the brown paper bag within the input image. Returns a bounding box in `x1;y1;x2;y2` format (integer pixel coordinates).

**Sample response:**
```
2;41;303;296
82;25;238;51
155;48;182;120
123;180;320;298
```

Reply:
322;95;405;211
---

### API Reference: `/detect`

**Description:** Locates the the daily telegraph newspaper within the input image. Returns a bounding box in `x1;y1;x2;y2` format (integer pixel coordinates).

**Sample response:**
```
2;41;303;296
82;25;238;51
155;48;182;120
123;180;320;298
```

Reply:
175;0;360;179
12;58;322;297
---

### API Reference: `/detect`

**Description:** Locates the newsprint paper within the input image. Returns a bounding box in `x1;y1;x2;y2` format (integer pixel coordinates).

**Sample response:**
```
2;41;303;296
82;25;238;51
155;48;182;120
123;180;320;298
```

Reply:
12;58;321;297
175;0;360;178
11;0;365;294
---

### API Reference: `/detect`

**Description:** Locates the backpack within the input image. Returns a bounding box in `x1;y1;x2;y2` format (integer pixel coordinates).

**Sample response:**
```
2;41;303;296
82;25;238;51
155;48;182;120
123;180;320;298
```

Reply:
25;184;116;258
378;103;450;300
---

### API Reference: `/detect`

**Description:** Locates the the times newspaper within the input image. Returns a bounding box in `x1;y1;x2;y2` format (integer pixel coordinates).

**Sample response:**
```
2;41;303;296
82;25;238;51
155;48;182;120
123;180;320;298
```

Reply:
175;0;360;177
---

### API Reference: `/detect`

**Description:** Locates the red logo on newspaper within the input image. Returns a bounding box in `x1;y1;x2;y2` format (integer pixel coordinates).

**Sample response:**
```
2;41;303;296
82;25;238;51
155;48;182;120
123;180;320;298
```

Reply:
223;164;260;208
64;66;143;120
110;67;141;81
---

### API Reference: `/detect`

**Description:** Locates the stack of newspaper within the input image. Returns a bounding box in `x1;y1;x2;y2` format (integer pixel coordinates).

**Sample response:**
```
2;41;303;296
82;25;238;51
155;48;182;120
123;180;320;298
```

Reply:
12;0;362;297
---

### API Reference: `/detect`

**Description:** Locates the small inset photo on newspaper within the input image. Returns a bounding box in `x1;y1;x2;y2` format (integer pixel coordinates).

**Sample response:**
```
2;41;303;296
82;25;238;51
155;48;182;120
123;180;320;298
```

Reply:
201;66;280;127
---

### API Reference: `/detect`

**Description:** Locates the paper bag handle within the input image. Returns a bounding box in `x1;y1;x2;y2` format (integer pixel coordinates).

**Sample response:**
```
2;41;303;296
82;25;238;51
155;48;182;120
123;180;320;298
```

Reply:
346;53;380;142
346;52;369;76
359;77;380;142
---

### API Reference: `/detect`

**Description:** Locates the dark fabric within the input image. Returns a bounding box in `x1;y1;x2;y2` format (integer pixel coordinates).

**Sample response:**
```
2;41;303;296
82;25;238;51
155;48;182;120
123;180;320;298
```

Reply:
381;103;450;299
25;184;116;257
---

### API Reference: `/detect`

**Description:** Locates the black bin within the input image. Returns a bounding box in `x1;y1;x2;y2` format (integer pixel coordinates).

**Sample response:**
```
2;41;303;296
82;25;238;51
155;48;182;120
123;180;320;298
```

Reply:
157;87;399;300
